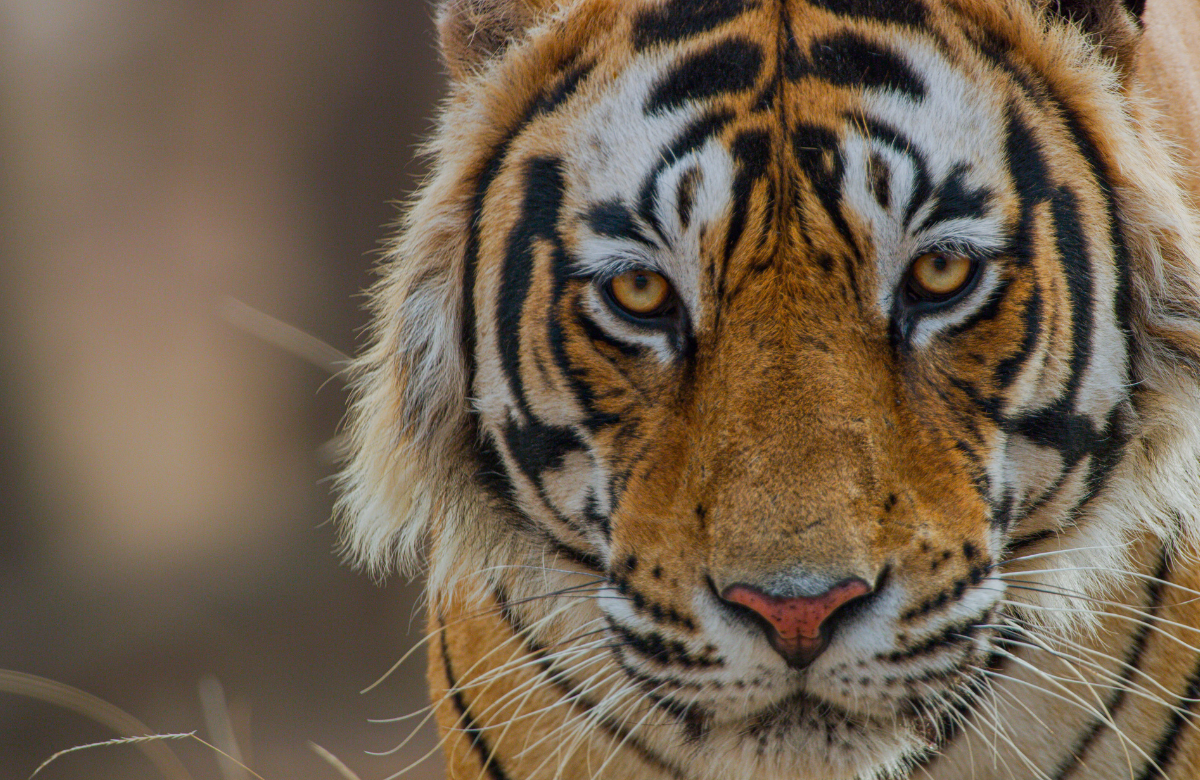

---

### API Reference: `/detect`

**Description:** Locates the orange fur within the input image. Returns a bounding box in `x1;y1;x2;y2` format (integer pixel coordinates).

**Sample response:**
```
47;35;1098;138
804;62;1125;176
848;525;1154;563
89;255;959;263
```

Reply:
341;1;1200;777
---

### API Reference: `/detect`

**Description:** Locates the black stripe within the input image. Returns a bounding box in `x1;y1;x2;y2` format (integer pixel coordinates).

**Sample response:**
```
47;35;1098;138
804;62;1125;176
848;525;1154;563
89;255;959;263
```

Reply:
722;128;773;291
528;61;594;118
973;30;1049;108
868;151;891;210
542;529;606;572
501;417;584;483
857;116;933;230
586;200;653;244
842;250;862;305
791;122;859;257
675;166;702;230
881;616;986;663
632;0;758;50
463;61;593;392
438;620;514;780
462;64;593;501
976;43;1134;489
989;105;1121;512
806;0;927;27
576;309;645;359
495;156;598;520
994;279;1043;389
1083;402;1129;502
499;417;608;553
1047;183;1096;409
788;31;925;101
604;616;720;668
483;427;604;571
637;110;735;241
941;273;1013;341
582;490;611;540
951;436;989;492
1008;404;1098;469
476;431;519;506
464;146;515;417
607;647;714;741
645;38;764;115
913;162;992;233
1052;546;1170;779
946;375;1003;427
1051;94;1135;496
1136;652;1200;778
991;490;1015;532
900;563;994;621
498;156;567;414
1004;527;1060;555
547;233;625;432
1001;106;1053;264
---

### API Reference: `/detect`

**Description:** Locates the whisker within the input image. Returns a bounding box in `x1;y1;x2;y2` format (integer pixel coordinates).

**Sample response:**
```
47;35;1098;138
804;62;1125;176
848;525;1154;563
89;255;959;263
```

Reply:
371;602;604;757
988;630;1198;722
475;563;607;581
972;653;1161;773
1002;545;1124;565
998;615;1200;706
999;599;1200;652
999;565;1200;606
363;582;614;694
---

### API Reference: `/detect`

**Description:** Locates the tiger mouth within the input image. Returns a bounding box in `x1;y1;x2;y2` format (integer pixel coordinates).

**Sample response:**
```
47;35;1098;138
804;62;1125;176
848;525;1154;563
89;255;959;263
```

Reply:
610;627;993;722
733;659;993;752
602;593;1001;737
628;668;973;760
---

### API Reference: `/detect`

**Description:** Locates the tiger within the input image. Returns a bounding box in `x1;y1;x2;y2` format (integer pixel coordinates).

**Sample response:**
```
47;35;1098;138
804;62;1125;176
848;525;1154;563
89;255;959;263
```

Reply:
337;0;1200;777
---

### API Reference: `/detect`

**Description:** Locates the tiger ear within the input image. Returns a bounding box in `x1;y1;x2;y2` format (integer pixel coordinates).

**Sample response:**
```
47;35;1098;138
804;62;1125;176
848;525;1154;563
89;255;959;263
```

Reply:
1042;0;1144;71
437;0;560;80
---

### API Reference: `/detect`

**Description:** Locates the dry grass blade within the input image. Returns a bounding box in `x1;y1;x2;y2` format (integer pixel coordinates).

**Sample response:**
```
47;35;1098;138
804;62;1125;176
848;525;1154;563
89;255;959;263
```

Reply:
199;676;251;780
186;735;271;780
220;297;349;376
309;742;367;780
30;733;195;779
0;669;192;780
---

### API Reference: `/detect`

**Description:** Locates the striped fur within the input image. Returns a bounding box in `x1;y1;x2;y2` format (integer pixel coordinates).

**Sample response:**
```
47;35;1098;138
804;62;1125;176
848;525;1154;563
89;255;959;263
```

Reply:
339;0;1200;777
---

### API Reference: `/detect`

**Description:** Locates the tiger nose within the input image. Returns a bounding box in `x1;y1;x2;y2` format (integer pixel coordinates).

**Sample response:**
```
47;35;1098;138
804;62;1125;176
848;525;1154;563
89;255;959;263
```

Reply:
720;578;873;668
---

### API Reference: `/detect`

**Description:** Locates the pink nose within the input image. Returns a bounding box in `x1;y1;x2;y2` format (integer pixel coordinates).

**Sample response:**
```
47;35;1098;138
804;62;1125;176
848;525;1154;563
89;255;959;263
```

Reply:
721;579;873;666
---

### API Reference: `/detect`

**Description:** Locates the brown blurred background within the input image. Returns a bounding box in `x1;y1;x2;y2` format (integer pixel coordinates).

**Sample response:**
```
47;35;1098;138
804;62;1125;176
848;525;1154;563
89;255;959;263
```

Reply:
0;1;445;777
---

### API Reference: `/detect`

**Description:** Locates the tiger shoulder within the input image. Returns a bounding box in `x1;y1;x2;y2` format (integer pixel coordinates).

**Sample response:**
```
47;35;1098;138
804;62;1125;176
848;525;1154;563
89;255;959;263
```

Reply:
339;0;1200;778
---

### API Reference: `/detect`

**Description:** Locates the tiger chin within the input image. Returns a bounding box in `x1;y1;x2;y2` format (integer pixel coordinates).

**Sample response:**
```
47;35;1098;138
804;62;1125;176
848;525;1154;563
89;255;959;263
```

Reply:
338;0;1200;778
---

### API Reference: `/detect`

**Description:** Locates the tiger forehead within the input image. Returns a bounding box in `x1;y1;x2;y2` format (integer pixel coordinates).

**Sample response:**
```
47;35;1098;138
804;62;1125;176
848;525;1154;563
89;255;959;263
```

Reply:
557;0;944;166
511;0;1014;300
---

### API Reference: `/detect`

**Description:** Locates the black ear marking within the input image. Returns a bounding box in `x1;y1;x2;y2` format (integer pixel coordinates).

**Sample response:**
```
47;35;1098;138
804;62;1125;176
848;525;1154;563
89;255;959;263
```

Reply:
1049;0;1145;29
436;0;555;80
1123;0;1147;23
1042;0;1144;73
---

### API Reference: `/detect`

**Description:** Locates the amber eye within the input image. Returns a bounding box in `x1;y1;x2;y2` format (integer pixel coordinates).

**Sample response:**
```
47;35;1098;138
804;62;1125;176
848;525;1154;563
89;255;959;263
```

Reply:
906;252;976;302
605;269;675;318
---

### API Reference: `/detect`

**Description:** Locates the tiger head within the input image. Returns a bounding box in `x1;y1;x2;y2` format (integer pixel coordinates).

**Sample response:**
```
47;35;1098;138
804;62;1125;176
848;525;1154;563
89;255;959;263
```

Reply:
340;0;1200;777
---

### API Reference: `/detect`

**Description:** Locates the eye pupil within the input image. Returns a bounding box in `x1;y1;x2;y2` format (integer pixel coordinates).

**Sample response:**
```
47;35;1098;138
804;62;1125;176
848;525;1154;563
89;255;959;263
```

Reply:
907;252;975;302
605;269;675;319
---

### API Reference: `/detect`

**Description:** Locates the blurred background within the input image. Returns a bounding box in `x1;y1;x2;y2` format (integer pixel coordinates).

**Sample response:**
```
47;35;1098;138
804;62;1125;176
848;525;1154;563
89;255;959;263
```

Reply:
0;1;445;777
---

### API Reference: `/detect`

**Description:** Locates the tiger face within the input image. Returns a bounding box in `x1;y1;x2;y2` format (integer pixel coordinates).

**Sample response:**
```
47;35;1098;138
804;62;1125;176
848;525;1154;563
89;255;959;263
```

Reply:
341;0;1200;778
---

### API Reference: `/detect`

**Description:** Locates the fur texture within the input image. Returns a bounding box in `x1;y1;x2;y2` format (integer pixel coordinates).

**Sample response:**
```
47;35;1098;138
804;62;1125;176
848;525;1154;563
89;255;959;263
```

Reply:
339;0;1200;777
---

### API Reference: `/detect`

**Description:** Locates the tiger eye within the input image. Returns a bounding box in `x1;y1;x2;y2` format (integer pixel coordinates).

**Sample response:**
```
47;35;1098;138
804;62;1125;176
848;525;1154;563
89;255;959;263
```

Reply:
607;270;673;317
908;252;975;300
